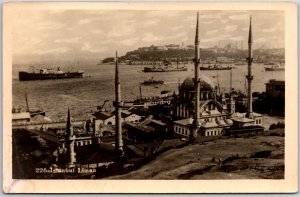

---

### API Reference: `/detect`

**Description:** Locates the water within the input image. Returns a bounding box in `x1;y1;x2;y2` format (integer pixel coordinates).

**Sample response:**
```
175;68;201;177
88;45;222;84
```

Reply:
12;63;284;121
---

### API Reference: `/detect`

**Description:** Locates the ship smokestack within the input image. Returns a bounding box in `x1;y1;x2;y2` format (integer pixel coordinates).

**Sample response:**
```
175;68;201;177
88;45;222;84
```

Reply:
246;16;254;118
191;12;201;141
114;51;124;157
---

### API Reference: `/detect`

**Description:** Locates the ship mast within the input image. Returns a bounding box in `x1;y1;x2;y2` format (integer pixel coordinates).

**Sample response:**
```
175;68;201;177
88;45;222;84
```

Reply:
139;83;142;103
25;91;29;112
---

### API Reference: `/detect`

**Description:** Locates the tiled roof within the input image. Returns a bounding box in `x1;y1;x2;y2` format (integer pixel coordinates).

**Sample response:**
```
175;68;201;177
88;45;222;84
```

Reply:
232;117;254;123
174;118;193;126
92;111;113;120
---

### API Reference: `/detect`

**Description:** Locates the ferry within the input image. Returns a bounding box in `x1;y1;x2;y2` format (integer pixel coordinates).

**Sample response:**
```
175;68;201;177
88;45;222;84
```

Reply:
143;59;187;72
200;64;233;70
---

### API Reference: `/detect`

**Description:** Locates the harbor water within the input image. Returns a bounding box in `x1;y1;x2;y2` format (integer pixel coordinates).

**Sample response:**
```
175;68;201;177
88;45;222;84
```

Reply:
12;63;285;121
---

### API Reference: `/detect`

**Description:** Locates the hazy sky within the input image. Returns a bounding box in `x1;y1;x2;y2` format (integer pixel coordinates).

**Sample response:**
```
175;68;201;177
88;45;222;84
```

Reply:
12;10;284;64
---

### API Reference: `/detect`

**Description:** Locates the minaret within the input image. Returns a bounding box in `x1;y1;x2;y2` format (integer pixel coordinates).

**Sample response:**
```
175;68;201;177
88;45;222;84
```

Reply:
191;12;201;141
114;51;124;157
66;107;76;168
246;16;254;118
227;69;235;114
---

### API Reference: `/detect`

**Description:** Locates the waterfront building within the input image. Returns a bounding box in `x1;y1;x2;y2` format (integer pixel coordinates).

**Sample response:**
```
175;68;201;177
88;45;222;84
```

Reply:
12;111;31;124
266;79;285;98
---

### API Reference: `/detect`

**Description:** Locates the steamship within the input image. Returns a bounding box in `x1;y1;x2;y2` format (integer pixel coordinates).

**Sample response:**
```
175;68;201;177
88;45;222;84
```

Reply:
19;67;84;81
143;59;187;72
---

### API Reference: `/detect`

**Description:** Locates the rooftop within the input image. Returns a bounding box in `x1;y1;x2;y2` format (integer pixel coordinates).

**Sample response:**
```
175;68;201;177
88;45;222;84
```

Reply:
12;112;31;120
174;118;193;126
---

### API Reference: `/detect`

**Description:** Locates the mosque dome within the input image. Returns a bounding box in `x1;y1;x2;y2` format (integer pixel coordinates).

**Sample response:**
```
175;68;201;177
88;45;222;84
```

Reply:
181;74;215;92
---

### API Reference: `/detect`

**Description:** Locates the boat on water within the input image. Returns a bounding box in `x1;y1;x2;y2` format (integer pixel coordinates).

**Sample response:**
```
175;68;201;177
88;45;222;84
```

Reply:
234;62;247;66
264;62;275;65
143;59;187;72
141;77;164;85
25;92;46;117
200;64;233;70
265;63;285;71
19;67;84;81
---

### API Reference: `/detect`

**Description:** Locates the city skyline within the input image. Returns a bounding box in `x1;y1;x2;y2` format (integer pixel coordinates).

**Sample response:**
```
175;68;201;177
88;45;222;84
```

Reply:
12;10;284;64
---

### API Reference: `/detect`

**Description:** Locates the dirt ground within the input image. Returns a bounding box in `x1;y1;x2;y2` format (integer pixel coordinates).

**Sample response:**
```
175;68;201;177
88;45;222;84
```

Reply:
262;115;284;130
108;129;284;179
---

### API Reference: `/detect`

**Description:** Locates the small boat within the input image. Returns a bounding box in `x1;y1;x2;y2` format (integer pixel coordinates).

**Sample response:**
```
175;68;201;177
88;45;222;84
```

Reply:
25;92;46;117
264;62;275;65
234;62;247;66
141;77;164;85
265;63;285;71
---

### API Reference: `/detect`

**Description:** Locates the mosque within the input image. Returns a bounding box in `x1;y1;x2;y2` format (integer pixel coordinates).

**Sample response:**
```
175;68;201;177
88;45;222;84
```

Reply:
173;14;263;139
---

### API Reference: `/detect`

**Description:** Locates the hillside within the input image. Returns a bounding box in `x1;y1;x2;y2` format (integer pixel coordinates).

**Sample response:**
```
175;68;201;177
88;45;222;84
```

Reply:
108;129;284;179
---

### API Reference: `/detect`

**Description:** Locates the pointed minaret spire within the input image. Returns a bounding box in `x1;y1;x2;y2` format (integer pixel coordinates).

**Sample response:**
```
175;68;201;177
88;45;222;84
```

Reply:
195;12;200;46
248;16;253;44
191;12;201;141
246;16;254;118
114;50;124;157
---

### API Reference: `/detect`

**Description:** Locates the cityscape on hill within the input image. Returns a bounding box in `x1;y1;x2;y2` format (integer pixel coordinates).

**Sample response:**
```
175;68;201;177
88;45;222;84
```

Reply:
101;43;284;64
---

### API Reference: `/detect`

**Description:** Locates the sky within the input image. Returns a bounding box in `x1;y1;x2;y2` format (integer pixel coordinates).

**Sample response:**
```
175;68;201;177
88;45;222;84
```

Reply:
12;10;284;64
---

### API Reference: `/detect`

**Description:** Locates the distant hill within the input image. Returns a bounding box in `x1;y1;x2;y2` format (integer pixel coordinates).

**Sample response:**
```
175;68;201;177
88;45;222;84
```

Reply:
111;44;285;63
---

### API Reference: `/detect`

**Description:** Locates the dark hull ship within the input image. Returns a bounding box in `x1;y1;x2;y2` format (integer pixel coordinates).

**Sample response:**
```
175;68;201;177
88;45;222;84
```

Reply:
200;64;233;70
19;67;84;81
265;66;285;71
141;77;164;85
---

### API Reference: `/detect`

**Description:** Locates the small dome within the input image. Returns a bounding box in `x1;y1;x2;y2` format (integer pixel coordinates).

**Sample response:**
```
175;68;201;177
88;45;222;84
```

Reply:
181;74;215;91
225;119;233;125
216;119;227;126
202;121;218;128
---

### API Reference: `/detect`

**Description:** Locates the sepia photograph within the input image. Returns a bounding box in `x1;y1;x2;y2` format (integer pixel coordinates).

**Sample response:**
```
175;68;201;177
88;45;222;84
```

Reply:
3;2;298;193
